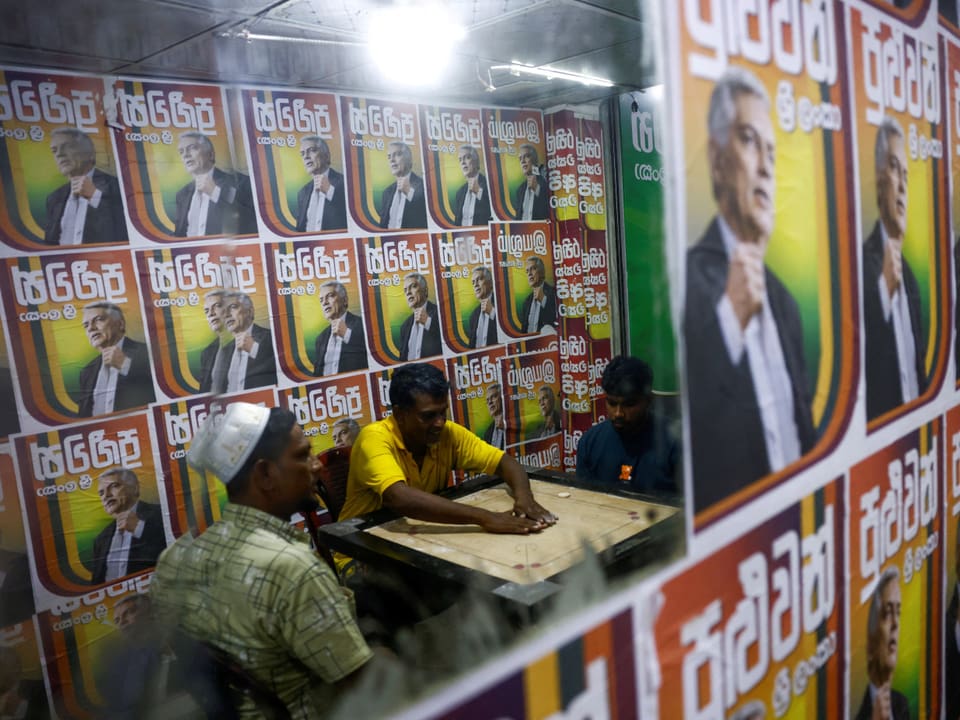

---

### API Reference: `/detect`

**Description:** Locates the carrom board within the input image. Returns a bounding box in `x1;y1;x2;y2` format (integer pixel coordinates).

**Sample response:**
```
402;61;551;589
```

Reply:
364;479;679;584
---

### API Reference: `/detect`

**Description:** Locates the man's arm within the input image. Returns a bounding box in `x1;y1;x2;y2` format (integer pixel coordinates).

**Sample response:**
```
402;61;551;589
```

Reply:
382;481;546;534
496;453;557;525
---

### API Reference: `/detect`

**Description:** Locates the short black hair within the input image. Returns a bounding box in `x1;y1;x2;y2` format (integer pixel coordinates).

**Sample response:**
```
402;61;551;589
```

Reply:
390;363;449;410
228;408;297;498
601;356;653;398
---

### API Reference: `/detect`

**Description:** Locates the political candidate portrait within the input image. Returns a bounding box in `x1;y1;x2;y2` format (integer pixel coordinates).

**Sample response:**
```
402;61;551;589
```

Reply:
467;265;497;348
212;291;277;393
482;383;505;450
513;143;548;221
333;417;361;448
43;128;128;246
295;135;347;233
75;302;155;417
520;256;557;334
862;116;926;421
312;281;368;376
88;468;167;585
536;385;561;438
398;273;442;361
453;144;491;227
173;131;257;237
683;66;815;514
377;141;427;230
854;567;909;720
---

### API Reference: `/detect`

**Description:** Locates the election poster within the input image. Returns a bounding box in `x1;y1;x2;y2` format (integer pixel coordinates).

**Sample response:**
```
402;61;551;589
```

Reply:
239;87;348;238
340;96;426;233
356;233;445;365
0;248;155;429
482;108;547;222
280;373;373;457
431;229;499;353
110;78;255;244
849;421;942;720
645;480;844;719
500;343;562;448
418;104;489;229
946;403;960;720
0;67;127;255
135;243;269;398
0;618;50;719
671;0;859;529
151;388;276;538
11;412;168;607
265;236;366;383
447;347;508;452
947;35;960;387
0;449;34;626
490;221;558;341
37;574;153;719
849;4;949;429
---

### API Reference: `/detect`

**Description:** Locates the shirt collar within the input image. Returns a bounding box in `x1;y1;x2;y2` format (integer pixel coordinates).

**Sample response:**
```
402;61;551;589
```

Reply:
221;503;309;546
716;214;740;259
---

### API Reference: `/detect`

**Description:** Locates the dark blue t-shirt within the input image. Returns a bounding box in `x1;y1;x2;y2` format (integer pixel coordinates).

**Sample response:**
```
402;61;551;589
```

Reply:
575;415;679;495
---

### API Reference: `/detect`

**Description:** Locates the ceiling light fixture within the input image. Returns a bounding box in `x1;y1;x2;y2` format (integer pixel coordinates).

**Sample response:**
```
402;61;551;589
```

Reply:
490;62;614;88
367;4;466;88
216;29;364;47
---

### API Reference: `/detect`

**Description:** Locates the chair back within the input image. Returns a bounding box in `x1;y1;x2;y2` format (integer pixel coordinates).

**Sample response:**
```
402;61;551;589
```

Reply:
314;445;352;522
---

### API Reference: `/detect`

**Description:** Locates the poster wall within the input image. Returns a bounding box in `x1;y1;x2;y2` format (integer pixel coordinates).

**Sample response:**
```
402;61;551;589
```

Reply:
0;59;614;714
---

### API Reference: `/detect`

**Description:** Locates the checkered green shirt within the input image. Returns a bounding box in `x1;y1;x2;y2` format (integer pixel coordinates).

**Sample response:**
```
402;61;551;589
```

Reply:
151;503;371;719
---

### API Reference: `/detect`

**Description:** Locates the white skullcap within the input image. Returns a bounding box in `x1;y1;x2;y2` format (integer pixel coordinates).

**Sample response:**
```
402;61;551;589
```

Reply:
187;402;270;483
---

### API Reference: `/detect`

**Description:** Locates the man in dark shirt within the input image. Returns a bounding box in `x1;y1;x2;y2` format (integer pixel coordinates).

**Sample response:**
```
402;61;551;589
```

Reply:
576;356;679;496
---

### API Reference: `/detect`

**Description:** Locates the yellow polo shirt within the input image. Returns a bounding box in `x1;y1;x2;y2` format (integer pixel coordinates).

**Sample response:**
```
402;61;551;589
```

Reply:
338;415;504;524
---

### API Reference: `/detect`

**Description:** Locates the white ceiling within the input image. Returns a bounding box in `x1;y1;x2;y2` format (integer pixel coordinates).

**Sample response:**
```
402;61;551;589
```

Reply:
0;0;655;108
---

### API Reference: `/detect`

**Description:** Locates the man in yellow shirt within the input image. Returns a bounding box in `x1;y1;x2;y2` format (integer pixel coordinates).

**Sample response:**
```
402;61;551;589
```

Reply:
339;363;557;534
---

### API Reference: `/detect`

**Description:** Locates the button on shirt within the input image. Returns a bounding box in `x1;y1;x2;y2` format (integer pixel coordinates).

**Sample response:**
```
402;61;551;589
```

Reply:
226;331;260;393
186;172;221;236
104;501;146;582
322;318;352;375
714;217;800;472
406;308;432;360
388;175;414;229
877;224;919;405
306;172;334;232
92;337;133;416
60;169;103;245
460;183;483;226
151;503;372;720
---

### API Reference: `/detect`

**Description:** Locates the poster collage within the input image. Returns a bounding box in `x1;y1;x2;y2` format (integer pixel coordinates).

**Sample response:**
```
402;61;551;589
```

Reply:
0;64;613;715
397;1;960;719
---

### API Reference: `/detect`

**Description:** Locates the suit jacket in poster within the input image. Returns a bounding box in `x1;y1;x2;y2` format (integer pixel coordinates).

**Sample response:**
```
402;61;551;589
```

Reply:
520;283;557;333
862;222;927;421
453;174;492;227
43;169;128;246
947;584;960;720
294;168;348;232
683;218;815;514
853;686;910;720
467;305;498;348
399;301;442;361
312;311;368;376
173;167;257;237
513;174;548;221
197;337;222;394
76;336;156;418
215;323;277;392
377;172;427;230
89;500;167;585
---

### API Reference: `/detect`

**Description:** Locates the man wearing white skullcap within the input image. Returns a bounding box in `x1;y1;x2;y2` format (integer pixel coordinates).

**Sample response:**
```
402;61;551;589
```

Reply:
151;403;372;718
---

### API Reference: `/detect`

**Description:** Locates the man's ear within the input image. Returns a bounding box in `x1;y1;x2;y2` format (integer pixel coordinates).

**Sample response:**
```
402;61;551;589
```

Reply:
250;458;279;494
